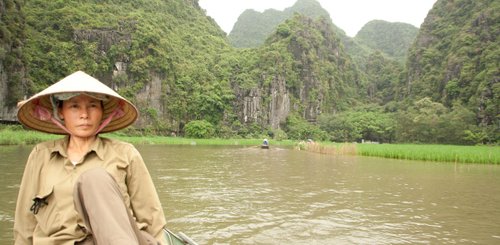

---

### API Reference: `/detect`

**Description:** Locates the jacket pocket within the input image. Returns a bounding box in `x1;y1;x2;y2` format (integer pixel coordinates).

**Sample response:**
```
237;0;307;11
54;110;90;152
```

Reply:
31;188;53;214
32;187;60;236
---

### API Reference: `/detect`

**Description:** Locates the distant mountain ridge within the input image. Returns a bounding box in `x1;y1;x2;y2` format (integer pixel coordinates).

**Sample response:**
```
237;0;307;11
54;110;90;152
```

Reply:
228;0;332;48
228;0;418;64
406;0;499;127
0;0;497;144
354;20;419;62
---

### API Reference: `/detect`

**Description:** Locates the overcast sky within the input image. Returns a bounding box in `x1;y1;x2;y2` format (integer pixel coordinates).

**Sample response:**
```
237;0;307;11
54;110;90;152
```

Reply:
198;0;437;37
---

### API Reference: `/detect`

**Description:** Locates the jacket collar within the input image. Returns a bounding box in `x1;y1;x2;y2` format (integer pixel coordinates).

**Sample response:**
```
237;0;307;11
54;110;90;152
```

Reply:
51;135;105;161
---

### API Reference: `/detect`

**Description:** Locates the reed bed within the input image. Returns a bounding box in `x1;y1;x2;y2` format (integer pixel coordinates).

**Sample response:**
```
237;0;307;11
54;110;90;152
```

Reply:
297;140;499;164
298;141;357;155
356;143;499;164
1;126;497;164
0;126;61;145
108;134;296;147
0;126;295;147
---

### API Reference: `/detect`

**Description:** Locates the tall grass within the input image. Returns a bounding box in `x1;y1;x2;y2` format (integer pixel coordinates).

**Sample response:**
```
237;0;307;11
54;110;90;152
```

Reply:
298;141;357;155
1;126;498;164
0;125;62;145
107;134;296;146
0;125;295;146
356;143;499;164
302;141;499;164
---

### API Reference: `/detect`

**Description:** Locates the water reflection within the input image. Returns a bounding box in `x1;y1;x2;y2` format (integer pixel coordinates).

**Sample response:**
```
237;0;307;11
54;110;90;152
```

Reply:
2;144;500;244
0;146;30;243
139;145;500;244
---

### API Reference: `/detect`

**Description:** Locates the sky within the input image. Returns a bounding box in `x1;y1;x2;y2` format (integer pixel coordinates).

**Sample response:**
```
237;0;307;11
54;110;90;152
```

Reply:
198;0;437;37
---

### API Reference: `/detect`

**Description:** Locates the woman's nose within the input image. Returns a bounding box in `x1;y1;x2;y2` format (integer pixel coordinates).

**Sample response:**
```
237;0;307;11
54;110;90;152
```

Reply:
80;108;89;118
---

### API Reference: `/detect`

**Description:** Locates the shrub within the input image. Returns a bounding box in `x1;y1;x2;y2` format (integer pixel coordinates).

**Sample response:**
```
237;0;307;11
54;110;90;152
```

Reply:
184;120;215;139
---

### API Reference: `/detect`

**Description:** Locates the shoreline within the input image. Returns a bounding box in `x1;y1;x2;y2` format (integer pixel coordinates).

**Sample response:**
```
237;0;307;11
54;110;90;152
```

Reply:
1;127;498;164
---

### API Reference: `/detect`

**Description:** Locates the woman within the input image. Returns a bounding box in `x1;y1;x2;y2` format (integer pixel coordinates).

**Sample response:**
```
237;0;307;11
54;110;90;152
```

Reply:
14;71;167;244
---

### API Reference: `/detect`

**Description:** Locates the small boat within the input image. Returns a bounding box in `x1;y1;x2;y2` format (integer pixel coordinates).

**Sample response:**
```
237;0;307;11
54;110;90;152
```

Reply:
164;228;199;245
261;139;269;149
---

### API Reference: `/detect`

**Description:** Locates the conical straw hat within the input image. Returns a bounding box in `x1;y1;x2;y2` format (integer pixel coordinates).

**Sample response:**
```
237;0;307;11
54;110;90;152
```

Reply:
17;71;138;134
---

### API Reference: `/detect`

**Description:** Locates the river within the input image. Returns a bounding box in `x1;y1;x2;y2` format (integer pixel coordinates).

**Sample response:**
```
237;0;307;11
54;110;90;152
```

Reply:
1;144;500;244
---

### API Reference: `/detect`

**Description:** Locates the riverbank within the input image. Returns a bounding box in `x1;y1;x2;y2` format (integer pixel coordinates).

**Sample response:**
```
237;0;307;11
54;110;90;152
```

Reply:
301;141;499;164
0;126;297;146
1;126;498;164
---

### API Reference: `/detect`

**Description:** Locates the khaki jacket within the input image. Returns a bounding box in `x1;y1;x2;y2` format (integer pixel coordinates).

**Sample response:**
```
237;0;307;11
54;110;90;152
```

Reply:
14;136;167;244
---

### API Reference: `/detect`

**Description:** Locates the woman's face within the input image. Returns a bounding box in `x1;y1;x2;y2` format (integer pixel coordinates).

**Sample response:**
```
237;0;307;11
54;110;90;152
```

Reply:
59;94;103;139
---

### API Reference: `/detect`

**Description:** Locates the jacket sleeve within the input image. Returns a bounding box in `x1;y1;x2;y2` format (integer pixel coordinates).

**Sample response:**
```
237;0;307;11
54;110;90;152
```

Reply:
126;146;167;244
14;147;39;244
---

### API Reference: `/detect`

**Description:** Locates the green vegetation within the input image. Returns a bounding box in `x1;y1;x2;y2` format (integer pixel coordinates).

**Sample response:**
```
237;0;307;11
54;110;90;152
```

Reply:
0;0;27;107
1;0;498;146
301;140;499;164
1;126;498;164
184;120;215;139
406;0;499;135
318;104;395;143
106;135;296;147
0;125;61;145
354;20;419;62
357;143;500;164
228;0;332;48
0;125;295;146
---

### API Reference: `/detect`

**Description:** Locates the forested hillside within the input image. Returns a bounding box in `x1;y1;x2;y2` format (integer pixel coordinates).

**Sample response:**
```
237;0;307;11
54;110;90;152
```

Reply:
7;0;234;132
355;20;419;62
230;14;362;140
0;0;497;144
405;0;499;144
228;0;332;48
0;0;25;113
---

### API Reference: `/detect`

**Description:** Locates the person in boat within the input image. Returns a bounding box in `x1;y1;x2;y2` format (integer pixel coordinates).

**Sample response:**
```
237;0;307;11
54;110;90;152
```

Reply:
14;71;167;244
263;139;269;146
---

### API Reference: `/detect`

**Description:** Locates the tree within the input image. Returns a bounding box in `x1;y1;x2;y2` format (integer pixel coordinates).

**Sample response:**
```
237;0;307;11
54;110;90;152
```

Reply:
184;120;215;139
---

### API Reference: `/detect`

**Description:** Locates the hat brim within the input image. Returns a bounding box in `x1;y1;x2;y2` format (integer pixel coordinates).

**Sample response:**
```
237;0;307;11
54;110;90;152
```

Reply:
17;71;139;134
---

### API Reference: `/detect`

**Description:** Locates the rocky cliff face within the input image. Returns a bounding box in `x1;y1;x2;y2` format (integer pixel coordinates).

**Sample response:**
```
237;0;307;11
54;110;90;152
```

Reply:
0;0;234;133
134;71;165;127
0;70;20;121
0;0;26;121
73;25;167;128
228;0;332;48
406;0;499;126
231;15;360;130
0;61;15;120
233;74;290;129
1;0;357;135
268;75;290;128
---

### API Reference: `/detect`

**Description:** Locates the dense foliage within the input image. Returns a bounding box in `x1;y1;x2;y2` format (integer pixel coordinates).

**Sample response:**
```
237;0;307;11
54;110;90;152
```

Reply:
406;0;499;142
354;20;419;63
318;105;395;143
0;0;497;145
228;0;332;48
0;0;26;107
184;120;215;139
19;0;235;134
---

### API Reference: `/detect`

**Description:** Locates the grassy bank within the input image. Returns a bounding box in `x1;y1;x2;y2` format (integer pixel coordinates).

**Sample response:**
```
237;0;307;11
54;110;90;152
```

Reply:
108;134;296;146
1;126;498;164
0;125;297;146
357;143;499;164
0;126;61;145
302;141;499;164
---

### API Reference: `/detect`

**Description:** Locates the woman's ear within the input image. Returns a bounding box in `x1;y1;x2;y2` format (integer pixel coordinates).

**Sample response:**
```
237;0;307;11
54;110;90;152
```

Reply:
58;108;64;120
